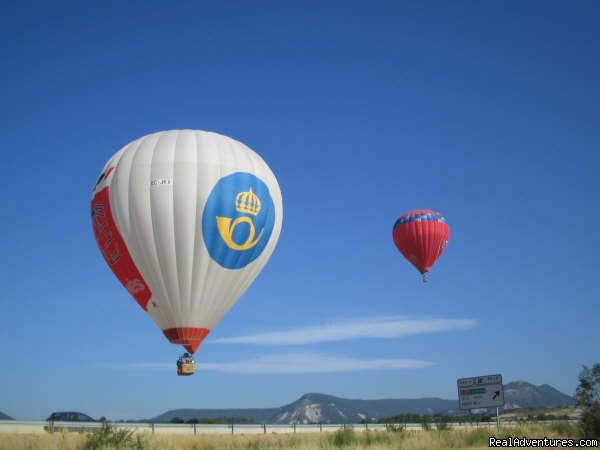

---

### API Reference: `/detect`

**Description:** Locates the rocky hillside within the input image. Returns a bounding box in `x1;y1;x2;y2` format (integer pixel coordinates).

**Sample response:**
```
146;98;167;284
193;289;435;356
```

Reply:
271;393;458;424
503;381;575;409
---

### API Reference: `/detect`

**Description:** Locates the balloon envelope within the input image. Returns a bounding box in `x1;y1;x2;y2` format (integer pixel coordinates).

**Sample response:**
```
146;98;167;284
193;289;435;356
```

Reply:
392;209;449;277
91;130;283;353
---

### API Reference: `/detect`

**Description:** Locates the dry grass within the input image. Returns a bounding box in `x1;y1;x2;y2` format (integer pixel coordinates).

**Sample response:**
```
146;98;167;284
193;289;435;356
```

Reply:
0;422;588;450
0;432;85;450
501;406;580;420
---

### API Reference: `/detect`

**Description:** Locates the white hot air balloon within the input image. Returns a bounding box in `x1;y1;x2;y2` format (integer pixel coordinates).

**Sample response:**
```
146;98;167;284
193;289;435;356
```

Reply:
91;130;283;374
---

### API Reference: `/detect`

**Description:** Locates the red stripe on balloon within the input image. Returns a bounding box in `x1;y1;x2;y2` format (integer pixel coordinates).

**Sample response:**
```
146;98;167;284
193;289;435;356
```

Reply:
91;186;152;310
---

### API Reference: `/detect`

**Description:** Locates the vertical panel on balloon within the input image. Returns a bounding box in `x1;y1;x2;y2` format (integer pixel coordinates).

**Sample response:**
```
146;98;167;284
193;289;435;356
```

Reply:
91;186;152;310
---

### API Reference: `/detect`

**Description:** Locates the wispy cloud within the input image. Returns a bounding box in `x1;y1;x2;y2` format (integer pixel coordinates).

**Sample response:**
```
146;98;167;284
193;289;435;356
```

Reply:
94;352;434;374
95;363;173;370
211;316;476;345
201;353;434;374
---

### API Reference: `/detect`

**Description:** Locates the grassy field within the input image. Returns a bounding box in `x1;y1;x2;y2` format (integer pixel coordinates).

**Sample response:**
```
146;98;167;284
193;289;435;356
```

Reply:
500;406;580;420
0;422;592;450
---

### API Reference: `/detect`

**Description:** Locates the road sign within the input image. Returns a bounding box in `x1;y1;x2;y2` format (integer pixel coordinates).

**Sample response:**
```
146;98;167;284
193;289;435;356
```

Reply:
457;374;505;409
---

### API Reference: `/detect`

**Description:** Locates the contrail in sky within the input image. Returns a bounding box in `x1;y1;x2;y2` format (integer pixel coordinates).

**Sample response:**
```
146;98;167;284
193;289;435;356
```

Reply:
211;316;476;345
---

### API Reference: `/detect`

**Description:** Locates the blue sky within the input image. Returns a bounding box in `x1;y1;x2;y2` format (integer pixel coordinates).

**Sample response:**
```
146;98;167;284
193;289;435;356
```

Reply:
1;1;599;420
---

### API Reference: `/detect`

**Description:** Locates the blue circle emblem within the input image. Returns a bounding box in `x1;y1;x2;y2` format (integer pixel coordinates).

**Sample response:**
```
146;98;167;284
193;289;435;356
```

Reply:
202;172;275;269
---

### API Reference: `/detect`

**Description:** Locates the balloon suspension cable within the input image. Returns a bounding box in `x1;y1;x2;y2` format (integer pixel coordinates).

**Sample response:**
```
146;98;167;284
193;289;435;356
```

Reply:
422;273;429;283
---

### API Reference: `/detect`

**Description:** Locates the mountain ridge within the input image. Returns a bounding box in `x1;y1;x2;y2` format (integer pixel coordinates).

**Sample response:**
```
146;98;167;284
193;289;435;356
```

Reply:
153;381;575;424
0;411;14;420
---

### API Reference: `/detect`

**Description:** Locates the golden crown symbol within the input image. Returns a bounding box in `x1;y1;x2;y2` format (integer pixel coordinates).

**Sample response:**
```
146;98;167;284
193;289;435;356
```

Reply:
235;188;261;216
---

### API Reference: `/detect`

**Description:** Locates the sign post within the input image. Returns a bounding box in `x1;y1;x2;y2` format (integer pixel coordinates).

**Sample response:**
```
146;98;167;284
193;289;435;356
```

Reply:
457;374;504;430
496;407;500;430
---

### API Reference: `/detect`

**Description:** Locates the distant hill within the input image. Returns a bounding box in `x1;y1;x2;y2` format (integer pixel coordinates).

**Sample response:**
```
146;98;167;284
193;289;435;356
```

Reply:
153;393;458;424
0;411;14;420
153;381;576;424
504;381;575;409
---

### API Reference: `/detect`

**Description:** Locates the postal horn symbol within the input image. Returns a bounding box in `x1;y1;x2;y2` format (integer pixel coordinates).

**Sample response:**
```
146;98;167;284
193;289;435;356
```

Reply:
216;216;264;251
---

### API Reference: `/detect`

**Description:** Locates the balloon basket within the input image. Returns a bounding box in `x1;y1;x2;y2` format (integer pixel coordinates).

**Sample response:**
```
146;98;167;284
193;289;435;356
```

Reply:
177;362;196;376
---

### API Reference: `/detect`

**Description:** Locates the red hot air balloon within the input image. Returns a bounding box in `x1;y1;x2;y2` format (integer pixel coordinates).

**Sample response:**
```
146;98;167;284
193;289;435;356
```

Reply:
392;209;450;282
